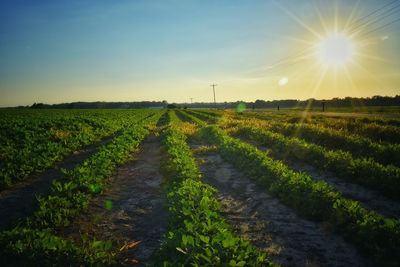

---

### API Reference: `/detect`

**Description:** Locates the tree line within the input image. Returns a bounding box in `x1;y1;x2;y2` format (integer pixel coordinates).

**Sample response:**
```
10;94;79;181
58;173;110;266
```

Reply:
22;95;400;109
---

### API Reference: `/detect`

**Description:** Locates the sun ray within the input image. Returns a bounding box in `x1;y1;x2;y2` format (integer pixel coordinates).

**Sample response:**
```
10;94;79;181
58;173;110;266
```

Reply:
313;1;329;34
258;33;315;46
350;60;386;85
310;66;328;98
296;66;328;133
355;52;392;63
356;37;382;47
244;0;395;104
343;0;362;31
275;59;320;92
273;0;323;39
270;51;314;69
334;0;339;32
349;27;366;39
289;60;320;80
253;47;316;74
343;65;357;91
343;66;369;110
280;35;315;46
346;68;360;93
334;65;338;92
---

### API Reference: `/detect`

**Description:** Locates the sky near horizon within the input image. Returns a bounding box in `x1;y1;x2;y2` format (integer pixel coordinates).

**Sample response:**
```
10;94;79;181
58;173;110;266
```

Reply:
1;0;399;107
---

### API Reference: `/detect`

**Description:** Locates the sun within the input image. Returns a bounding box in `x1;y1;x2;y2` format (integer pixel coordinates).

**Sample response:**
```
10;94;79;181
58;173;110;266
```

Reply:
317;33;355;67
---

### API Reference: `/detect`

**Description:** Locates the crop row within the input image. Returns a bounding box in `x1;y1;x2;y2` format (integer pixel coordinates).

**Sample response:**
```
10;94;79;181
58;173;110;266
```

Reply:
228;120;400;200
189;109;220;116
245;109;400;126
306;117;400;144
332;115;400;127
185;109;220;124
180;112;400;203
175;110;207;126
245;110;400;143
157;111;271;266
201;125;400;266
0;112;162;265
229;116;400;167
0;109;156;189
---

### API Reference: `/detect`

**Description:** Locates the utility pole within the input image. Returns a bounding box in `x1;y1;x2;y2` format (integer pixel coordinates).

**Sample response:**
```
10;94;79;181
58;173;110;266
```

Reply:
190;98;193;104
210;84;217;109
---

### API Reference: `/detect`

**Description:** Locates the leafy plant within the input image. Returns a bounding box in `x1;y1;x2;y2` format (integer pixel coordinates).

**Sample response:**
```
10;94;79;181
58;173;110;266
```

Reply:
0;110;164;265
155;112;273;266
201;125;400;266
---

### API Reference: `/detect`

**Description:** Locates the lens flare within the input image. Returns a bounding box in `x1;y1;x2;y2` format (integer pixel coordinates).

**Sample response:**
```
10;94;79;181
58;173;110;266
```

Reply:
236;102;246;113
279;77;289;86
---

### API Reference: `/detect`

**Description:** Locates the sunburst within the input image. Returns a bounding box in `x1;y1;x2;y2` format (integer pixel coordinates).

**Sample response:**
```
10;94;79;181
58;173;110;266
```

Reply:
266;1;397;104
317;32;356;67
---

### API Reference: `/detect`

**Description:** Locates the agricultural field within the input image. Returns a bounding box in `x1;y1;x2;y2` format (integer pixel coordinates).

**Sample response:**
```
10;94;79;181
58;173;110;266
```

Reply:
0;108;399;266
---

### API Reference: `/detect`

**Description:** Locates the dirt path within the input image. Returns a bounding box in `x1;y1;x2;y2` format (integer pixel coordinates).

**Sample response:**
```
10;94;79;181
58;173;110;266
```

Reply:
62;134;167;266
285;160;400;219
0;134;115;230
175;110;192;123
242;139;400;219
234;136;400;220
191;144;369;267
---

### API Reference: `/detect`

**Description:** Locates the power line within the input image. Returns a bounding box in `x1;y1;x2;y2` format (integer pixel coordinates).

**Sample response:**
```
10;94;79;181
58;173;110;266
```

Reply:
270;1;400;70
359;16;400;37
248;1;400;75
261;3;399;71
347;0;399;30
348;1;400;35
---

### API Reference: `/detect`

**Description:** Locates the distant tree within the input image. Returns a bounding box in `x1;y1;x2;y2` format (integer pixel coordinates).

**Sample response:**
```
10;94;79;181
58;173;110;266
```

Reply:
167;104;177;109
31;103;46;109
17;95;400;110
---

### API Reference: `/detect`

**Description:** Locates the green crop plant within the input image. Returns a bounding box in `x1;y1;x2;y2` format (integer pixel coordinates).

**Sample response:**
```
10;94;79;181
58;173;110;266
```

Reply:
155;113;273;266
0;111;164;265
201;125;400;266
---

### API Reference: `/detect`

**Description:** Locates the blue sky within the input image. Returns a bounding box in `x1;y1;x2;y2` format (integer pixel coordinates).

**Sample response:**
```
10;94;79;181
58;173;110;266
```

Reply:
1;0;399;106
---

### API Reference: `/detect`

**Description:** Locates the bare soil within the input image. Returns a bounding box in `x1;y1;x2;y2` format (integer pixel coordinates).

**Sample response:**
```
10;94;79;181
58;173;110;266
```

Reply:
285;160;400;219
236;136;400;219
0;134;115;230
192;144;369;267
62;134;167;266
244;140;400;219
